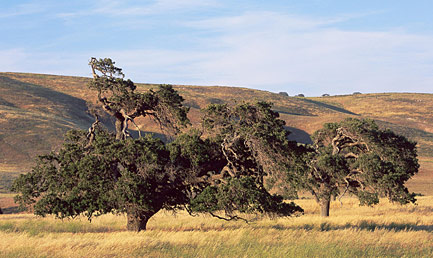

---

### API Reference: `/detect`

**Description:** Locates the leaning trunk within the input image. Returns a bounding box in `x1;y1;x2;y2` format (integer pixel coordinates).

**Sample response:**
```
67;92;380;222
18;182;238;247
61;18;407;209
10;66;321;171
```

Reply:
115;119;125;140
319;197;331;217
126;209;157;232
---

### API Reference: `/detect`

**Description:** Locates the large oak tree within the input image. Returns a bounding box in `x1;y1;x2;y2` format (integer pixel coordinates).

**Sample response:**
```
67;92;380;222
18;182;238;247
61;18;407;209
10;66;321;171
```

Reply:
12;58;302;231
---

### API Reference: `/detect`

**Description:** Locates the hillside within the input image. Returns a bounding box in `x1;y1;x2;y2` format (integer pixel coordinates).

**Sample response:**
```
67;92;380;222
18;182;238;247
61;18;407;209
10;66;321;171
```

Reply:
1;72;432;194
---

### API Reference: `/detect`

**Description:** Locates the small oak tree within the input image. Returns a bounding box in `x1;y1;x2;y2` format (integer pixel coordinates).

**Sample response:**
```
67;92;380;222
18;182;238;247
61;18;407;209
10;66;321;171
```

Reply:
87;57;189;139
12;58;302;231
289;118;419;217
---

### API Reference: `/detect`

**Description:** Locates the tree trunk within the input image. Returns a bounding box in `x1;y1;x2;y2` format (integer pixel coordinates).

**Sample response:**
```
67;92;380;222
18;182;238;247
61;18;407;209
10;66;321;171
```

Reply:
115;119;125;140
126;209;156;232
319;197;331;217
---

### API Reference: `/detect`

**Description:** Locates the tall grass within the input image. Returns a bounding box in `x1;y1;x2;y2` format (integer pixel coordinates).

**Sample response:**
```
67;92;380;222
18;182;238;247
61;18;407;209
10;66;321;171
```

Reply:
1;196;432;257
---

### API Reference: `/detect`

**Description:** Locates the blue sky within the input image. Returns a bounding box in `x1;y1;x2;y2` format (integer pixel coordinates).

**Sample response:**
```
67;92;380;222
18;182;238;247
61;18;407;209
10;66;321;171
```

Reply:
1;0;433;96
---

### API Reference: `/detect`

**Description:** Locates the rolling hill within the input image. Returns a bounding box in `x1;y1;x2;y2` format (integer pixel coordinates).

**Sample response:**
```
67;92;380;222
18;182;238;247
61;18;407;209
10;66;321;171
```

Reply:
1;72;432;194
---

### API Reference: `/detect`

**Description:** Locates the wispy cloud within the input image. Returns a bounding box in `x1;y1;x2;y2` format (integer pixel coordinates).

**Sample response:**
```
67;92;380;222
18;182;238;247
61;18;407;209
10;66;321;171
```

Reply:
148;0;220;12
185;10;384;32
2;8;433;96
0;2;46;18
178;11;433;95
57;0;219;19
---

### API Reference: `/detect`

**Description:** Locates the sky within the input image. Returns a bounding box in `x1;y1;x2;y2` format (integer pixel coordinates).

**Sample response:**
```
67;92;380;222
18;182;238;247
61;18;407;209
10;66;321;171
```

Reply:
1;0;433;96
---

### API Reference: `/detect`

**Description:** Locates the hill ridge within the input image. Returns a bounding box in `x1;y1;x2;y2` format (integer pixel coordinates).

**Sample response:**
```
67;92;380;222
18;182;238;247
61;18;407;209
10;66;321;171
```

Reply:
1;72;432;193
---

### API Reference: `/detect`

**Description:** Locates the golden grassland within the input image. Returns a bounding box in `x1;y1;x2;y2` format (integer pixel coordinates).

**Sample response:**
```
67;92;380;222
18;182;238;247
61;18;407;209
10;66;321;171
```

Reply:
0;196;432;258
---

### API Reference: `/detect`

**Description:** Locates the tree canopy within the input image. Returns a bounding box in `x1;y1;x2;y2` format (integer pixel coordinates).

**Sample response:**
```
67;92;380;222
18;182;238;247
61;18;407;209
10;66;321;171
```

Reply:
287;118;419;216
189;102;303;219
88;57;189;139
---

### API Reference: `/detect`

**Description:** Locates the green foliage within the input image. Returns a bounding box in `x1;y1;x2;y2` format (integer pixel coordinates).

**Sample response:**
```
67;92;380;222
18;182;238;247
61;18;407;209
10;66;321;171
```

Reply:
14;130;112;218
197;101;303;219
300;150;349;200
202;101;297;178
190;177;303;217
291;118;419;215
12;129;195;222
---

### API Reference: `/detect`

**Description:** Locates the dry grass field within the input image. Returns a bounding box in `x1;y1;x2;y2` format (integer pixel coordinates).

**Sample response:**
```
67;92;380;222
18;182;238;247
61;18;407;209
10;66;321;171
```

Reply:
407;159;433;196
0;196;432;258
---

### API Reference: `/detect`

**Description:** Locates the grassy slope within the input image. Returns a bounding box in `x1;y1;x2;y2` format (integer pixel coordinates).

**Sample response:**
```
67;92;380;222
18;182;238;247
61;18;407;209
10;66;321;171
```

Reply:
0;72;432;194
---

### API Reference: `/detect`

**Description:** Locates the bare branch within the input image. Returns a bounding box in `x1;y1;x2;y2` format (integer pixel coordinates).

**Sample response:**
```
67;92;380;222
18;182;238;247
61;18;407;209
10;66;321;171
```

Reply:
209;212;249;223
184;205;199;217
338;180;350;207
345;152;359;158
129;119;142;138
86;115;100;148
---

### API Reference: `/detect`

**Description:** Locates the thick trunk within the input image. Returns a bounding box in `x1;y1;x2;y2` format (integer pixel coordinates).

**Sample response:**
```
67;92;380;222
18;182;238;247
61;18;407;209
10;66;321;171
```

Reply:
319;198;331;217
126;209;156;232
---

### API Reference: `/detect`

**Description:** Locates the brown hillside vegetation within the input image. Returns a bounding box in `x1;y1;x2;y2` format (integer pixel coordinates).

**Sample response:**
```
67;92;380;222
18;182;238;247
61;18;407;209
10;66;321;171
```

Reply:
0;72;432;195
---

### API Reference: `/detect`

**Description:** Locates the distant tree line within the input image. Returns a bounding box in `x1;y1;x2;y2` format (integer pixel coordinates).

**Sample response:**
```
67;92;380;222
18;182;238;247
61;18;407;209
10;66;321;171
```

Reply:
12;58;419;231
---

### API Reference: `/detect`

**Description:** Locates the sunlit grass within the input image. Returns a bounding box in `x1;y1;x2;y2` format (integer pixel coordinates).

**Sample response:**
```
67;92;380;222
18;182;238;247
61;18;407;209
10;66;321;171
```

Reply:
0;164;21;174
1;196;432;257
0;193;16;198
